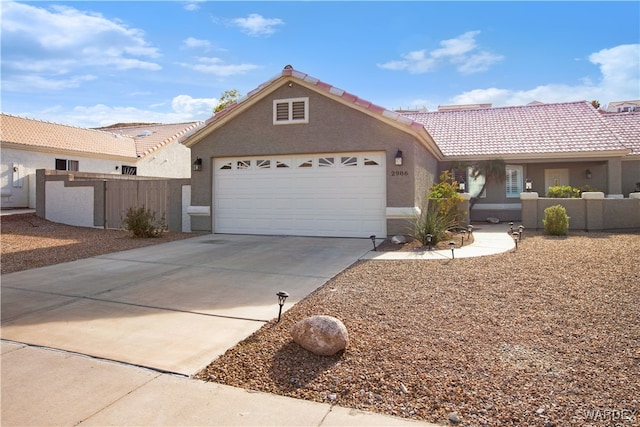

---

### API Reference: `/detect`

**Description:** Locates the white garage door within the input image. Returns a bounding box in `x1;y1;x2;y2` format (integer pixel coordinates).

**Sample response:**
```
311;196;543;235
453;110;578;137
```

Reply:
214;152;386;237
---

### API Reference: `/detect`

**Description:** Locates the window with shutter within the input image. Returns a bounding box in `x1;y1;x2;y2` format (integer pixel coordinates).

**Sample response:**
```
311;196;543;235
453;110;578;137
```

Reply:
121;165;137;175
273;97;309;124
505;165;523;198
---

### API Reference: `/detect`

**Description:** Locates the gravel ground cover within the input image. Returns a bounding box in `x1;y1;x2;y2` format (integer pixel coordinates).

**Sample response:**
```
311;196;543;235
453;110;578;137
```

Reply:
2;213;638;426
196;231;640;427
1;213;194;274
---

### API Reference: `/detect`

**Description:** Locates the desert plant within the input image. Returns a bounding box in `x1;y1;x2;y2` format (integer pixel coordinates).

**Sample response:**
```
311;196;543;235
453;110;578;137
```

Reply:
411;172;463;245
412;199;459;246
123;206;166;238
543;205;569;236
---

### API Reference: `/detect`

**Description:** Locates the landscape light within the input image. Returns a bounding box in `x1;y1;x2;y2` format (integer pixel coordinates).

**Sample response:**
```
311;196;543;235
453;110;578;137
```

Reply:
276;291;289;322
518;225;524;241
449;241;456;259
509;222;514;233
467;225;473;238
512;232;519;250
370;235;377;251
460;230;465;246
426;234;432;251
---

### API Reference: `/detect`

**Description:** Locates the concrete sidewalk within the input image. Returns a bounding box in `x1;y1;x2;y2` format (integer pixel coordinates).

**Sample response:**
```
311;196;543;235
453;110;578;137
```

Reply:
364;223;515;260
2;341;436;426
1;225;515;426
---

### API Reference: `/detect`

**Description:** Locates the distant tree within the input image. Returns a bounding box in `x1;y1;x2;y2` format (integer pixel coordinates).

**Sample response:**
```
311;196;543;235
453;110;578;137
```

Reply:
590;100;601;110
467;159;506;211
450;159;506;210
213;89;242;114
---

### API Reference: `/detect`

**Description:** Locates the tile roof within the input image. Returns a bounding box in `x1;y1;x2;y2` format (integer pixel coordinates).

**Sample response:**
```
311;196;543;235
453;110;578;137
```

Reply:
96;122;203;157
402;101;631;158
1;114;204;160
207;67;426;134
599;112;640;156
1;113;137;159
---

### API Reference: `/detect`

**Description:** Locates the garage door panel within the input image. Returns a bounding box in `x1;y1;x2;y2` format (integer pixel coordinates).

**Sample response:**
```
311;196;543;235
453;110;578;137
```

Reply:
214;152;386;237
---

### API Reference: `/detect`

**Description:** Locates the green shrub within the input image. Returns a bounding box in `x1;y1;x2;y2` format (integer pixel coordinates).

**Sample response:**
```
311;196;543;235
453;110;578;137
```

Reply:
547;185;600;198
123;206;166;238
428;170;465;224
543;205;569;236
547;185;580;198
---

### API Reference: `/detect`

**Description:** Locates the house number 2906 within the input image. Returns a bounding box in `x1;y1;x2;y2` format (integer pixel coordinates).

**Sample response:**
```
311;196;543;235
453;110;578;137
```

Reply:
391;170;409;177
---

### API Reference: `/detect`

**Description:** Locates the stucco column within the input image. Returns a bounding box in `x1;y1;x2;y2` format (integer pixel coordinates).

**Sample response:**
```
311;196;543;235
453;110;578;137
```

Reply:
582;192;604;231
607;157;623;197
520;192;539;229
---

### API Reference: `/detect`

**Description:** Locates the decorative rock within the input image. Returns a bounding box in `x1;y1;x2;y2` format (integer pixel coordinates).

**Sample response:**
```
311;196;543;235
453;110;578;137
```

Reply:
486;217;500;224
448;412;461;424
391;235;407;244
291;315;349;356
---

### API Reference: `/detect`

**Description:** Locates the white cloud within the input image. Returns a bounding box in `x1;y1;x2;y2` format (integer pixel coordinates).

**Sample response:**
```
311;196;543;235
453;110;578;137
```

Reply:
431;31;479;58
589;44;640;98
447;43;640;107
378;31;503;75
32;94;219;128
1;2;161;91
171;95;218;116
182;37;212;51
231;13;284;36
183;1;205;11
179;57;259;76
2;74;97;92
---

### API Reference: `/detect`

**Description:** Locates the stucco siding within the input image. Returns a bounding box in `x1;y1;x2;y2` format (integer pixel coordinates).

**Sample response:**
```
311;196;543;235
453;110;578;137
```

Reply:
136;141;191;178
622;159;640;196
1;147;131;208
190;82;438;234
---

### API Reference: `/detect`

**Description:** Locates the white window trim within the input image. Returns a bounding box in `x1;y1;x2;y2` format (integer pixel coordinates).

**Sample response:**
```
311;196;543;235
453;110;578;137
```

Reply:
273;97;309;125
506;165;523;198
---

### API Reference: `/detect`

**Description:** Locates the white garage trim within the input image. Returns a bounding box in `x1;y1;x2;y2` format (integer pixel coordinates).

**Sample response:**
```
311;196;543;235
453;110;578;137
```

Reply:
213;152;386;237
386;207;421;219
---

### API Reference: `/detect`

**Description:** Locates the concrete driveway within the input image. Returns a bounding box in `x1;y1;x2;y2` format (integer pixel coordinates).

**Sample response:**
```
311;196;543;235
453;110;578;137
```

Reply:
1;234;373;375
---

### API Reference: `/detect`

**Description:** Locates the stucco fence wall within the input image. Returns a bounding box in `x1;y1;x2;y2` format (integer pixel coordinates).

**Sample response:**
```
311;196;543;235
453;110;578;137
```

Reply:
521;192;640;231
36;170;192;233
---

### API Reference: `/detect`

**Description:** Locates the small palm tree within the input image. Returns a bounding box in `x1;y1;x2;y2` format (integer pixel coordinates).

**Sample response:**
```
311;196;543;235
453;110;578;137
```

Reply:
468;159;506;210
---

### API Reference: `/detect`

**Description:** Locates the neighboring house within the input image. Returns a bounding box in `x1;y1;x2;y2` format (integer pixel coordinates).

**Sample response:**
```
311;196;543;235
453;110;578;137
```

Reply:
0;114;202;209
95;122;203;178
183;66;639;237
605;100;640;113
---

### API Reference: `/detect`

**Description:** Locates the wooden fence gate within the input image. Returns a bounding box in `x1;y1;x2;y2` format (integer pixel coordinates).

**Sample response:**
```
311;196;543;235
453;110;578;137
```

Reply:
105;180;169;229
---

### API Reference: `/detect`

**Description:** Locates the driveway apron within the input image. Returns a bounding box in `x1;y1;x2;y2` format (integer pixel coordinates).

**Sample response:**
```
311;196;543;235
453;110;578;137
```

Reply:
1;234;372;376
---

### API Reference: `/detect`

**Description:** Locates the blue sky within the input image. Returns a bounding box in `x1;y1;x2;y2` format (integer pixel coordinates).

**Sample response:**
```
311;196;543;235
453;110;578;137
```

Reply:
2;1;639;128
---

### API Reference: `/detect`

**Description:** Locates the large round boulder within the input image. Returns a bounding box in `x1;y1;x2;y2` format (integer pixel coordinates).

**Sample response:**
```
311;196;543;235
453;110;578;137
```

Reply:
290;315;349;356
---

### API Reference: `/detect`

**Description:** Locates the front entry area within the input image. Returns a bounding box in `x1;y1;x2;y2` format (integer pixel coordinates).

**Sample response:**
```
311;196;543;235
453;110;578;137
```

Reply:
213;152;386;237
